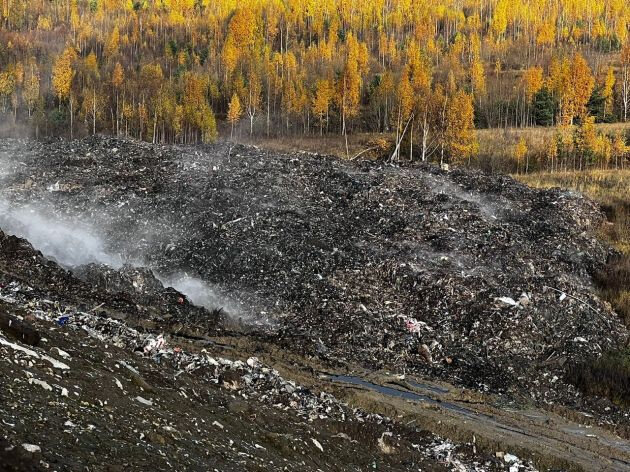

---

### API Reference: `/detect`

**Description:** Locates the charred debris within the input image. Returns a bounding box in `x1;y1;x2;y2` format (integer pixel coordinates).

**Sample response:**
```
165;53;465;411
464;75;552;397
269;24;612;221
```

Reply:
0;136;628;471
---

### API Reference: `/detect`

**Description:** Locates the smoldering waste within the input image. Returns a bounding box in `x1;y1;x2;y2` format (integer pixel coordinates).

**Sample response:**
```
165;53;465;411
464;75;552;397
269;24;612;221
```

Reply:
0;136;627;470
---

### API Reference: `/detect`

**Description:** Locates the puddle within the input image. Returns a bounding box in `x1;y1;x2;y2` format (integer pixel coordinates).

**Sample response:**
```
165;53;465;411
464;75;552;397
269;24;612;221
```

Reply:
332;375;538;436
331;374;630;468
331;375;436;404
405;379;450;395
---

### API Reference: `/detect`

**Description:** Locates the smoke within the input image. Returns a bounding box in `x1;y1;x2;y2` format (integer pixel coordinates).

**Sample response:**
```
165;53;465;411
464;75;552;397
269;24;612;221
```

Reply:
0;200;244;317
422;173;510;221
0;201;124;268
160;273;243;315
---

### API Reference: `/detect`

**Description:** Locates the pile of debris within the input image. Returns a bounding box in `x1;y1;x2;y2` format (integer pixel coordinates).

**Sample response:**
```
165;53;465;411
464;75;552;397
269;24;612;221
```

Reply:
0;228;222;338
1;137;624;405
0;139;628;412
0;228;514;471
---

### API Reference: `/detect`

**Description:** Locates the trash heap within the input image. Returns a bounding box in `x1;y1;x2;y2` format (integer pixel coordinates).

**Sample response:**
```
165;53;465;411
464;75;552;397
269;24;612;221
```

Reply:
0;228;516;471
0;136;627;405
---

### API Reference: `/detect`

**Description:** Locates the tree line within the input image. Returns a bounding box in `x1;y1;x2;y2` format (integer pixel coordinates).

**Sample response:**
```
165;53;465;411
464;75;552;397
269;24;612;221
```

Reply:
0;0;629;165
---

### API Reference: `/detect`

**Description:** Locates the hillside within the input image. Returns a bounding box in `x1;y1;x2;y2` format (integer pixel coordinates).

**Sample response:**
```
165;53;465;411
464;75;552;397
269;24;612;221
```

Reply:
0;1;629;165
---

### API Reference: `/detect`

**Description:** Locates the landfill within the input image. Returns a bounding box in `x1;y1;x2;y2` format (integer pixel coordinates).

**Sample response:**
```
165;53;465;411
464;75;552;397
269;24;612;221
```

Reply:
0;136;629;470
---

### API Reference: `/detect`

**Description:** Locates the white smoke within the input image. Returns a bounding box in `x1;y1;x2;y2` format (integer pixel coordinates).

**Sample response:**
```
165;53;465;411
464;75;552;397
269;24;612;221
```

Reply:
160;273;243;315
0;201;124;268
0;200;243;317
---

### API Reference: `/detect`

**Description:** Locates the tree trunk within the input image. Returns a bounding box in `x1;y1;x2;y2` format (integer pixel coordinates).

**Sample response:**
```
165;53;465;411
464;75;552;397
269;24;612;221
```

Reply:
153;110;157;144
623;65;630;122
92;89;96;135
70;97;74;140
390;114;414;162
343;111;349;160
409;118;414;161
266;78;270;137
421;113;429;162
116;93;119;136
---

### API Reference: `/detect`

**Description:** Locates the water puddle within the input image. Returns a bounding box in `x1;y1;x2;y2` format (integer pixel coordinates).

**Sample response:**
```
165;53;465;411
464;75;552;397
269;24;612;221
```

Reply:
331;374;630;468
405;379;450;395
331;375;436;404
331;375;537;436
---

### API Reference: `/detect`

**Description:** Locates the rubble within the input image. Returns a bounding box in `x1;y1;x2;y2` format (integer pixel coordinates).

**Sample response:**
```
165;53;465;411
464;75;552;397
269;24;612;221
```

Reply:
0;230;505;471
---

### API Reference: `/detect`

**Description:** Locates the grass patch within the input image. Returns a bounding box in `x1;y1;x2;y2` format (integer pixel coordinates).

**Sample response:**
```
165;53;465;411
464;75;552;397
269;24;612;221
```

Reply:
566;349;630;407
595;258;630;324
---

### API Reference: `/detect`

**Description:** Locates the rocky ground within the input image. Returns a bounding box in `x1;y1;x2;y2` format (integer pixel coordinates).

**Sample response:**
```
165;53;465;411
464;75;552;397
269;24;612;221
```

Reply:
0;136;629;471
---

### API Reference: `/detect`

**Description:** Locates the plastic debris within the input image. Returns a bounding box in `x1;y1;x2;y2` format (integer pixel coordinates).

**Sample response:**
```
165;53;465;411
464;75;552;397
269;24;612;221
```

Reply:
135;396;153;406
21;444;41;453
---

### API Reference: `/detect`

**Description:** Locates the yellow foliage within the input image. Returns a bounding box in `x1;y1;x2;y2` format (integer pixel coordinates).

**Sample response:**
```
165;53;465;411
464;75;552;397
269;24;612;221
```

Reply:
106;26;120;58
312;79;333;121
603;67;615;118
111;62;124;89
522;66;544;101
52;47;76;102
569;53;595;121
513;137;528;165
36;16;52;31
227;93;242;124
470;57;485;97
445;90;478;163
537;22;555;46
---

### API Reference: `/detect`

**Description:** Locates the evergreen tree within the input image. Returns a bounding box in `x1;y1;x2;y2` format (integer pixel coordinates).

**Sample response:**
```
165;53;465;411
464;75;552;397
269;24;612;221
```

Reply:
533;88;556;126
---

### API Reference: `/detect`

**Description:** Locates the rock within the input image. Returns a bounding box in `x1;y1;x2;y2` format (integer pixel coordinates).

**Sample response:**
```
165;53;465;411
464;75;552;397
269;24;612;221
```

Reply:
377;432;396;454
146;432;166;445
311;438;324;452
0;310;41;346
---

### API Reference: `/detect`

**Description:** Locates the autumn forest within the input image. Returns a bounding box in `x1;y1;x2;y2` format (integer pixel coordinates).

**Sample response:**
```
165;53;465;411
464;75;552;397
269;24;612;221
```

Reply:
1;0;630;170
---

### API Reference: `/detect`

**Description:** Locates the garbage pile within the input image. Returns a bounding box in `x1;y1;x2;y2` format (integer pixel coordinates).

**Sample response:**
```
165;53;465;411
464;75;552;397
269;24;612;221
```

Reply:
0;228;222;338
0;228;514;471
0;136;627;406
